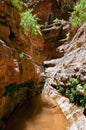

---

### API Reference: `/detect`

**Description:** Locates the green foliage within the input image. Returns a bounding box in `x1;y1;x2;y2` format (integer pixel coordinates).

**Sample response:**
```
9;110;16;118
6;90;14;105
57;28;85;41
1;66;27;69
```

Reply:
57;83;86;107
76;95;86;107
66;88;71;96
20;9;41;36
69;88;77;102
83;84;86;92
53;18;61;24
10;1;41;36
66;88;77;102
19;52;25;59
10;0;23;11
59;86;65;94
69;78;79;86
70;0;86;27
83;84;86;96
57;78;86;107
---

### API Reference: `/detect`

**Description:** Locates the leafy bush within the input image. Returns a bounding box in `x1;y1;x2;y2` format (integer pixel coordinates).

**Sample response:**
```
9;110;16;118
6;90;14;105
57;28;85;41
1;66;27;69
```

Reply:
10;0;23;11
69;78;79;86
83;84;86;96
57;79;86;107
70;0;86;27
66;88;71;96
76;95;86;107
69;88;77;102
83;84;86;92
59;86;65;94
20;9;41;35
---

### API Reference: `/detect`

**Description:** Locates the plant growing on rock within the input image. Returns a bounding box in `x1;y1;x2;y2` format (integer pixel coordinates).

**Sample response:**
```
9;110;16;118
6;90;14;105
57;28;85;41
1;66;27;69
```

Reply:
10;0;23;11
70;0;86;28
69;77;79;86
66;88;71;96
56;78;86;107
69;88;77;102
83;83;86;96
59;86;65;94
20;9;41;35
10;1;41;36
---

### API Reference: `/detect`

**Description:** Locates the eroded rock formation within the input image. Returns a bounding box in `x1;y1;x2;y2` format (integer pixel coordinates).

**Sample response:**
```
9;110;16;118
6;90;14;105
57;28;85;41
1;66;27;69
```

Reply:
41;21;72;59
44;24;86;85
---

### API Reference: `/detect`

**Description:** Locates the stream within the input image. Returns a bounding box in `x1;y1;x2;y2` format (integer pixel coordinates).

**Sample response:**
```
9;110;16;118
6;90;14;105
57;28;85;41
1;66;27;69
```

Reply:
6;95;67;130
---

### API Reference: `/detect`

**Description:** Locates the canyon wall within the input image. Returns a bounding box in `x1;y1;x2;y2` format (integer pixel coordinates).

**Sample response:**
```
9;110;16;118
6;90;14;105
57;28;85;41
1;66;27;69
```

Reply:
0;1;44;129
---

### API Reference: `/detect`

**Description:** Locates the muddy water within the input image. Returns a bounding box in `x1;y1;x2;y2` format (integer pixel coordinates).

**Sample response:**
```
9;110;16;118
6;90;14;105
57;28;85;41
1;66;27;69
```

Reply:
6;95;67;130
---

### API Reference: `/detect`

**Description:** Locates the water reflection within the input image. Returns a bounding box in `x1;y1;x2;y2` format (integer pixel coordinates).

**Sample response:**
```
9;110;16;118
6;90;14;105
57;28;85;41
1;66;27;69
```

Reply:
6;95;66;130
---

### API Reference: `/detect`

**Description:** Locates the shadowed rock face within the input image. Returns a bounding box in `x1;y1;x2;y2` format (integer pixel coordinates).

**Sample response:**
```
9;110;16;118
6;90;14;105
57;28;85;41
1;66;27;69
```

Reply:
0;1;44;129
41;21;73;59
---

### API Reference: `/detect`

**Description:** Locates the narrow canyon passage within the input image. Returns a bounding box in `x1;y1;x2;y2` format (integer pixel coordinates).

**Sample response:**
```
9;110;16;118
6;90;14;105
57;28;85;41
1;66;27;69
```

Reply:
6;95;67;130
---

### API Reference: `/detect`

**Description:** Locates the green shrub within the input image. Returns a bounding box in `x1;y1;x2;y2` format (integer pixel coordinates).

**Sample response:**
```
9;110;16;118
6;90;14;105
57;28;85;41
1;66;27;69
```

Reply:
70;0;86;27
56;78;86;107
83;84;86;96
69;78;79;86
59;86;65;94
10;0;23;11
76;95;86;107
83;84;86;92
20;9;41;36
68;88;77;102
66;88;71;96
